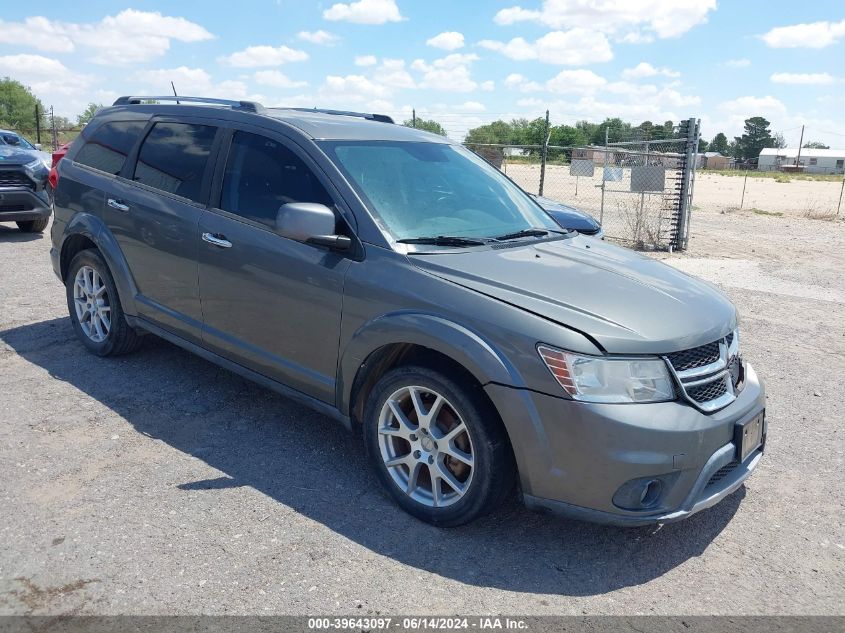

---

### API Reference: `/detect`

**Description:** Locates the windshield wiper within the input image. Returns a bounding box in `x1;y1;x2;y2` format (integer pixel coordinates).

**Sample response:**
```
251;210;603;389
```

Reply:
396;235;489;247
493;228;550;241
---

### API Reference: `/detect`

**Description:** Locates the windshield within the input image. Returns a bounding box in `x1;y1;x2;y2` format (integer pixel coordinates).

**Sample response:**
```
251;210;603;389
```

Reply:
321;141;560;242
0;133;35;150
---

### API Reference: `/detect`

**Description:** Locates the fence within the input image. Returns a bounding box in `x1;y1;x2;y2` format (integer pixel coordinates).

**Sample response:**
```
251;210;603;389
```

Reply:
465;118;700;251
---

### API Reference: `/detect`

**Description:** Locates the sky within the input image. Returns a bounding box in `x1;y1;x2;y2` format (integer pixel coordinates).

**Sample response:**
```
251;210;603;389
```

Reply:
1;0;844;146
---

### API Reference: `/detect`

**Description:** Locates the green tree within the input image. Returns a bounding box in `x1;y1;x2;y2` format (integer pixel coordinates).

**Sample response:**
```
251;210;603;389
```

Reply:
698;138;709;152
590;117;632;145
76;103;105;127
803;141;829;149
0;77;46;132
402;117;446;136
734;116;776;160
662;120;675;138
575;120;598;143
465;120;516;145
709;132;729;155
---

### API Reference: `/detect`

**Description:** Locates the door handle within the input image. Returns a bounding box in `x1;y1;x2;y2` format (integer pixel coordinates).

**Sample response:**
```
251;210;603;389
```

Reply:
202;232;233;248
107;198;129;212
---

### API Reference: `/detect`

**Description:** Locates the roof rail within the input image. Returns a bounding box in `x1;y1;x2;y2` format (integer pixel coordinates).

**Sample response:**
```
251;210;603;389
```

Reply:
285;107;394;124
112;96;265;114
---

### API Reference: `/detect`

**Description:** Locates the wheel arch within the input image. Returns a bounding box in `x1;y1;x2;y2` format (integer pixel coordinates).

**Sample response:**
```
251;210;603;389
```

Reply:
338;312;527;427
59;213;139;316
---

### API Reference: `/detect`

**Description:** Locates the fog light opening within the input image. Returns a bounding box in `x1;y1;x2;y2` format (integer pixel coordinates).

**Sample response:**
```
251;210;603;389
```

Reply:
640;479;662;507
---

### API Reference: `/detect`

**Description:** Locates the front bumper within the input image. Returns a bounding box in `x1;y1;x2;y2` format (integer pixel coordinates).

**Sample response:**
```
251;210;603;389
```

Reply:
486;363;766;526
0;187;51;222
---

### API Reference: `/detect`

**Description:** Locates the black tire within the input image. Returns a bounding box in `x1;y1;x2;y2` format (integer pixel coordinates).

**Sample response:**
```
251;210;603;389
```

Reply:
65;249;142;356
363;365;515;527
16;217;49;233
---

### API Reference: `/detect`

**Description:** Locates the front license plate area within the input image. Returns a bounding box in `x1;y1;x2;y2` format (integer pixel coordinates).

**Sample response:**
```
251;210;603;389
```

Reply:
735;412;764;462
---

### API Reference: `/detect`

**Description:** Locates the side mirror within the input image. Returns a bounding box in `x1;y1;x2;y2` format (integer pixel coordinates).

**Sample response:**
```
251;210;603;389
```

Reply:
275;202;351;251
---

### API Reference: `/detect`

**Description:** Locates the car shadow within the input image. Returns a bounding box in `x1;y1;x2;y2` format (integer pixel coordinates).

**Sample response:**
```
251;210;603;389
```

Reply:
0;224;44;243
1;317;744;597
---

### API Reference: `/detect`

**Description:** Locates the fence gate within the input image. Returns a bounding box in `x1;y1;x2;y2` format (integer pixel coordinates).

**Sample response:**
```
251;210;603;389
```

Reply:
466;117;700;251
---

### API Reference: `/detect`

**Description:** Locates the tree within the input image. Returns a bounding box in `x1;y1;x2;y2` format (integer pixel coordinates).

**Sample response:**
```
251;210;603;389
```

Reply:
590;117;632;145
710;132;729;155
77;103;105;127
662;120;675;138
698;138;709;152
734;116;776;160
773;132;787;149
0;78;46;132
803;141;830;149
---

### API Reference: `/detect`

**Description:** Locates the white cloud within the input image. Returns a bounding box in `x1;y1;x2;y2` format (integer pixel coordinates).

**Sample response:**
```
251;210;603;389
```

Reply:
719;95;787;115
297;30;340;45
321;75;392;101
411;54;481;92
426;31;465;50
761;20;845;49
770;72;835;85
618;31;654;44
354;55;378;66
621;62;680;79
479;29;613;65
323;0;404;24
219;45;308;67
0;10;214;66
724;58;751;68
253;70;308;89
493;0;717;39
504;73;543;93
480;80;495;91
546;69;607;94
373;58;417;89
134;66;255;100
0;53;94;98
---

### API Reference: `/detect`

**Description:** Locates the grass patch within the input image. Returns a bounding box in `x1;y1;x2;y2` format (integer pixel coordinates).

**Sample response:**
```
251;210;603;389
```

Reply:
750;208;784;217
702;169;843;182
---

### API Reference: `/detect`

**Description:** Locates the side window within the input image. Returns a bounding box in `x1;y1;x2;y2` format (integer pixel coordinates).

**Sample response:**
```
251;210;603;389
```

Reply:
220;131;333;227
133;122;216;203
74;121;146;175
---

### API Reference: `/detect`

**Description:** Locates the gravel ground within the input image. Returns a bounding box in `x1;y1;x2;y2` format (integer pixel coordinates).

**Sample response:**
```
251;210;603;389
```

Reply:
0;208;843;616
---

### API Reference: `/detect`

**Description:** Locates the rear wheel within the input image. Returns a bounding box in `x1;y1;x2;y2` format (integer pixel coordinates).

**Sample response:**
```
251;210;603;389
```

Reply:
363;365;515;526
16;217;49;233
66;249;142;356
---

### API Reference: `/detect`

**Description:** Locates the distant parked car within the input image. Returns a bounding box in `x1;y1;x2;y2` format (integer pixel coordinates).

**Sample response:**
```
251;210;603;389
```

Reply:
49;142;72;191
0;129;52;233
532;194;604;238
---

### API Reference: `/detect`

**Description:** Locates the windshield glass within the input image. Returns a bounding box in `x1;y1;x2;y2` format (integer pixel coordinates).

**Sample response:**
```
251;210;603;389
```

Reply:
321;141;560;242
0;133;35;149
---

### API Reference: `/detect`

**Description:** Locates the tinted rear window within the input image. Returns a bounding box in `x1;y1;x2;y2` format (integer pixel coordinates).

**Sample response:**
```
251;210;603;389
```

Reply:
74;121;146;175
133;122;217;203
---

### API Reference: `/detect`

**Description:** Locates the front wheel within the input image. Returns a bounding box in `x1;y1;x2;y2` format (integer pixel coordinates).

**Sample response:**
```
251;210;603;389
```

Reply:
16;217;49;233
363;365;515;526
66;249;142;356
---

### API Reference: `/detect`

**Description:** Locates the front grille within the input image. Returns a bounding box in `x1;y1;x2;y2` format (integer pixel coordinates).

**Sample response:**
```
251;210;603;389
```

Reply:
687;378;728;403
0;203;28;212
667;341;720;371
0;169;33;189
706;461;739;487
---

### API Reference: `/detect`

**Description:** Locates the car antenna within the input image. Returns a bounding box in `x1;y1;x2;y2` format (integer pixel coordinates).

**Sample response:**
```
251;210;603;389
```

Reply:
171;81;179;105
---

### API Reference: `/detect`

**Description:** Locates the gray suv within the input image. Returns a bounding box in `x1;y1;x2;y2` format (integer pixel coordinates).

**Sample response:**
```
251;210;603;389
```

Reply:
50;96;766;527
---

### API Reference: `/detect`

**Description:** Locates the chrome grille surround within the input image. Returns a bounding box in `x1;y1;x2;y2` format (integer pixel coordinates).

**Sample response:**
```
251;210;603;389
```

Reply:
664;330;741;413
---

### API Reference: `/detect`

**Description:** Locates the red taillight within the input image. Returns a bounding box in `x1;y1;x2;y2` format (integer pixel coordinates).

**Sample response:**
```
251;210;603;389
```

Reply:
49;167;59;190
49;144;70;190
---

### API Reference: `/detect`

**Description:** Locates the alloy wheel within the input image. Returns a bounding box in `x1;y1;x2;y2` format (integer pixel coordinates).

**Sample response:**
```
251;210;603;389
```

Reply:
73;265;111;343
377;385;475;508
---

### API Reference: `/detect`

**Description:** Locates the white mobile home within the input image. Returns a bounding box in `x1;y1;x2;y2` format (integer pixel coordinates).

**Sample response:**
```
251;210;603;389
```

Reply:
758;148;845;174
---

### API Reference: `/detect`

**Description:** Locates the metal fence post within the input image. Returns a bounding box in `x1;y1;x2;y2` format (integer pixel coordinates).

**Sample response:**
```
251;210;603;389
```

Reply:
675;118;697;250
599;127;609;223
35;104;41;144
538;109;549;196
837;175;844;217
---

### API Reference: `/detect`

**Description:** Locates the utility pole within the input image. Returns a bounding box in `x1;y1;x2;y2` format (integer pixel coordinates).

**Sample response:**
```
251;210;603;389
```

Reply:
50;106;58;151
795;124;804;167
538;109;550;196
35;104;41;144
412;109;416;128
599;126;609;223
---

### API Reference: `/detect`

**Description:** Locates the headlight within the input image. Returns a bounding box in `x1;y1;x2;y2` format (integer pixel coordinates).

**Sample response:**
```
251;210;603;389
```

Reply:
537;345;676;403
25;157;50;174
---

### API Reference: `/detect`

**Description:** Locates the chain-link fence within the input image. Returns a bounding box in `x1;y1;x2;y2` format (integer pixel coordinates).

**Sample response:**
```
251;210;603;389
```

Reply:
466;118;700;251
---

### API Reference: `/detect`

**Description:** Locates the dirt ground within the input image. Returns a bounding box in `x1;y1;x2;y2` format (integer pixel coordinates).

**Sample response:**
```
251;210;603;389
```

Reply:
0;201;843;615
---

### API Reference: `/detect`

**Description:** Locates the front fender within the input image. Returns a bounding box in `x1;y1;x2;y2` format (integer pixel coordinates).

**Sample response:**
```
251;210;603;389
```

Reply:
337;311;528;417
61;213;139;316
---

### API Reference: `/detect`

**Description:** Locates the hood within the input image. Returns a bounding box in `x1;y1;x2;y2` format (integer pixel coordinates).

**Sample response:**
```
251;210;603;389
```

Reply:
409;237;736;354
534;195;601;234
0;145;48;166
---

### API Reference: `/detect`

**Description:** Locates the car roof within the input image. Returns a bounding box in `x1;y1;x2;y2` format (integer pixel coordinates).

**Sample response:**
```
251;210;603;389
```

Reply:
105;96;452;144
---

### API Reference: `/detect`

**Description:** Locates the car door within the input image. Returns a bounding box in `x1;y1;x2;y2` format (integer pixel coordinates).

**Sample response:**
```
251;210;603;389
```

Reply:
107;118;222;343
197;127;353;404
